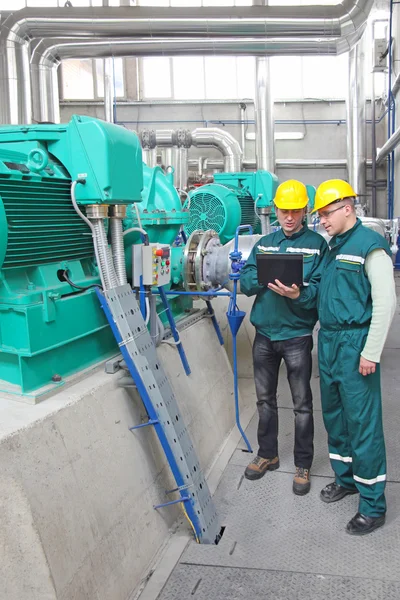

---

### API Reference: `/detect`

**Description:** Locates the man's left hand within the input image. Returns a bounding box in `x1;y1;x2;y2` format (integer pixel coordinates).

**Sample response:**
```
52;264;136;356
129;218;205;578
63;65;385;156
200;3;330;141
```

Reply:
359;356;376;376
268;279;300;299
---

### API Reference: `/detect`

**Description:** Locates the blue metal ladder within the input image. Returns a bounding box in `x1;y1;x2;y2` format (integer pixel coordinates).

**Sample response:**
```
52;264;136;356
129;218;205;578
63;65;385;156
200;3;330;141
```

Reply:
96;283;221;544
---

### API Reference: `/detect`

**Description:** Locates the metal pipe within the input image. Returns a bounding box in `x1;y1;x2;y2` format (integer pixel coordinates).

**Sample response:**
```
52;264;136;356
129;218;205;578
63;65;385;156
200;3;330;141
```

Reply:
1;0;374;124
142;148;158;168
255;56;275;171
173;147;189;191
103;57;114;123
346;33;366;199
155;129;175;147
253;0;275;172
32;37;358;125
32;31;368;124
193;158;350;170
192;128;242;172
240;103;247;160
371;57;377;215
376;126;400;166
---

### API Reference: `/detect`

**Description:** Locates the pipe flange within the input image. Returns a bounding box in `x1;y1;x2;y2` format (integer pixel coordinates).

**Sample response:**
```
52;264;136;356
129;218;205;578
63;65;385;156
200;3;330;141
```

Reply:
175;129;192;149
109;205;127;219
86;204;109;219
140;129;156;150
183;229;220;292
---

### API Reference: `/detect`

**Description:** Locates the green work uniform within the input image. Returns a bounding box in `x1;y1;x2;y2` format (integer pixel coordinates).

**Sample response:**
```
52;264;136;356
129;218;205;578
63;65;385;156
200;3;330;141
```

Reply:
317;218;391;517
240;224;328;341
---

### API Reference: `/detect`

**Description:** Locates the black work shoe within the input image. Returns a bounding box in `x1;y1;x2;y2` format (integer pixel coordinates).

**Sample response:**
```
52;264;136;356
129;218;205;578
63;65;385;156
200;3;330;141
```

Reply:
346;512;385;536
244;455;279;480
293;467;311;496
320;482;358;503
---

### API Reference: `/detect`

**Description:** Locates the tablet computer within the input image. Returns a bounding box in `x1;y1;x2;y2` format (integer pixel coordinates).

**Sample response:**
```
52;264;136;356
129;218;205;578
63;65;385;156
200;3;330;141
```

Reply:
256;253;303;287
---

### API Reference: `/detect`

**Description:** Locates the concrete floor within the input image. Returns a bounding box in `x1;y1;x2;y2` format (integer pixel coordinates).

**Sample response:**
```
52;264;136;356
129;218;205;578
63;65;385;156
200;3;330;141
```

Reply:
152;277;400;600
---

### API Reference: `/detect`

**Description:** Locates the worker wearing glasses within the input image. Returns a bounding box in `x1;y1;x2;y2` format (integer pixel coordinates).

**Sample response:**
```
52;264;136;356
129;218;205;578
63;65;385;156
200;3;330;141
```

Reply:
307;179;395;535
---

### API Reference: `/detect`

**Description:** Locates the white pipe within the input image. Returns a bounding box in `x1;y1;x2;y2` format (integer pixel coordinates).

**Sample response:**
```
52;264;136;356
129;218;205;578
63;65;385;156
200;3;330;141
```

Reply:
346;33;366;198
1;0;374;124
191;128;242;172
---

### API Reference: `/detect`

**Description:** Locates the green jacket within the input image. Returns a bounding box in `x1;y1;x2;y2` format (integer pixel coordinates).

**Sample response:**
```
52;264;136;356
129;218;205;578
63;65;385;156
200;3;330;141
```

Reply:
240;224;328;341
318;218;391;330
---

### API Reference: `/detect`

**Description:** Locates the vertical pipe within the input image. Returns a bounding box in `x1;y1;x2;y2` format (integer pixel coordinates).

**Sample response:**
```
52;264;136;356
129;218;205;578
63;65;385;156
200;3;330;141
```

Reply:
371;27;377;215
253;0;275;172
174;147;189;191
240;102;247;161
104;57;114;123
161;148;174;172
347;35;366;202
142;148;158;167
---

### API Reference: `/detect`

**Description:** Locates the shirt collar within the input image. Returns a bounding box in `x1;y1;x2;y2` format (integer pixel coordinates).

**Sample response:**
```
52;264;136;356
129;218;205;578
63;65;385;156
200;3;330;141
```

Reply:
275;223;308;244
329;218;361;250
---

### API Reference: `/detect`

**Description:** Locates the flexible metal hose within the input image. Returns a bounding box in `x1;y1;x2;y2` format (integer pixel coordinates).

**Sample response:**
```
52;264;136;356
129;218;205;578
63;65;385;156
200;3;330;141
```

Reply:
110;217;127;285
93;219;119;290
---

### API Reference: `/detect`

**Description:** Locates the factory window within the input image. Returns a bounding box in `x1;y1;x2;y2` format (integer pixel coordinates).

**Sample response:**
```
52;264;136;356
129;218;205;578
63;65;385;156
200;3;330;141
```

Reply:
138;0;252;4
0;0;102;6
142;56;255;100
62;58;125;101
141;58;172;98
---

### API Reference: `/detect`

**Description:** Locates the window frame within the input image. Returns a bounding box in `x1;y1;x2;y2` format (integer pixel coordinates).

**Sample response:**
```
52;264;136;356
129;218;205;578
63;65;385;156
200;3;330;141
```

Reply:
60;57;127;102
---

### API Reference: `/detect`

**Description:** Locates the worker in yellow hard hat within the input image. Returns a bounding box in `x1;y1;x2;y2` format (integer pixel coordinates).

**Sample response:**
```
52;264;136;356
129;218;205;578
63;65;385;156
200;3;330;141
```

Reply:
314;179;395;535
240;179;328;495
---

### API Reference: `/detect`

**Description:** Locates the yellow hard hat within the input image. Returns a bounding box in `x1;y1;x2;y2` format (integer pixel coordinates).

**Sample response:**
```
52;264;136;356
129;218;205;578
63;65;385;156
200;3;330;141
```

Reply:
312;179;357;213
273;179;309;210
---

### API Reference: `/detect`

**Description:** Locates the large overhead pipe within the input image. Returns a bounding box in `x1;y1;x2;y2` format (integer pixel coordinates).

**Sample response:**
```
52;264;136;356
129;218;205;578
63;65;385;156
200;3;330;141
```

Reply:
1;0;374;124
191;128;243;172
346;33;367;200
31;33;366;125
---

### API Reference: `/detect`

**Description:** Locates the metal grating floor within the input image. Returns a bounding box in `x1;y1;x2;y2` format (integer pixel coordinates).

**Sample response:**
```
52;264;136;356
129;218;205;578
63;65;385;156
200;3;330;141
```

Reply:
157;285;400;600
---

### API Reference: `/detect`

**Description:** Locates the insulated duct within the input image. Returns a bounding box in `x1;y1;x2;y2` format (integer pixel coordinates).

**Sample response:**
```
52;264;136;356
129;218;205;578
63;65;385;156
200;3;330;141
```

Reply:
191;128;243;172
346;33;366;199
253;0;275;172
1;1;374;124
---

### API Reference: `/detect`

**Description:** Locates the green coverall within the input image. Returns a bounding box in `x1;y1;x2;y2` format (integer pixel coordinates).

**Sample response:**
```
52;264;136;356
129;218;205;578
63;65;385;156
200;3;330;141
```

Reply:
317;219;390;517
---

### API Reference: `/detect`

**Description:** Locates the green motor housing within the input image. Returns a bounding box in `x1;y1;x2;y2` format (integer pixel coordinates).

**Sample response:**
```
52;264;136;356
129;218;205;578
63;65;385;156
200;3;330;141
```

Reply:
186;170;279;243
0;115;143;206
0;116;144;396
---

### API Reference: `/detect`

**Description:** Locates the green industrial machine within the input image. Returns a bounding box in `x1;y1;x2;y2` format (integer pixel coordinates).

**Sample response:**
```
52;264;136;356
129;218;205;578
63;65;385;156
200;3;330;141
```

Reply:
0;116;144;395
186;171;279;243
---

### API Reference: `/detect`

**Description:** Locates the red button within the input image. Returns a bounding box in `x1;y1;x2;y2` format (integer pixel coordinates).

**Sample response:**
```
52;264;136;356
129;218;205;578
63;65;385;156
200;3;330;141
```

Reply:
166;260;170;266
155;249;163;256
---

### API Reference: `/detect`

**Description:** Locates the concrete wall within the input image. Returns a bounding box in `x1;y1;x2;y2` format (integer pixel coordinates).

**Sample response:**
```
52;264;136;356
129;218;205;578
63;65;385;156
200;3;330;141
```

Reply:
60;98;389;218
0;315;253;600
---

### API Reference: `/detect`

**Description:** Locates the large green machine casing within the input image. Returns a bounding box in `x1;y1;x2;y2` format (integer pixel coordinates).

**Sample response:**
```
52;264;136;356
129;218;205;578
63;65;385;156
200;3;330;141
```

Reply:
0;116;144;395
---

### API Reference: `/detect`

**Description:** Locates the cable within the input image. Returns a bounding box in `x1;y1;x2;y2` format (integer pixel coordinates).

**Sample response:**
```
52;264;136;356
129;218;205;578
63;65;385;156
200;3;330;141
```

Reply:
71;179;106;290
182;506;199;543
134;202;143;229
123;226;150;246
145;297;150;325
61;270;102;292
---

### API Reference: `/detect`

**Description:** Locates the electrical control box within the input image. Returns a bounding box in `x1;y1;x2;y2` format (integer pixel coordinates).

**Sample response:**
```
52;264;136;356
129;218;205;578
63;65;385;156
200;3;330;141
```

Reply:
132;243;171;287
373;38;388;72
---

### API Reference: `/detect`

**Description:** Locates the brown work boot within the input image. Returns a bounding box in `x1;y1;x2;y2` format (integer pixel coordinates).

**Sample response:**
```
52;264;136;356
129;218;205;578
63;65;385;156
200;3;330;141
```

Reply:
244;455;279;480
293;467;311;495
